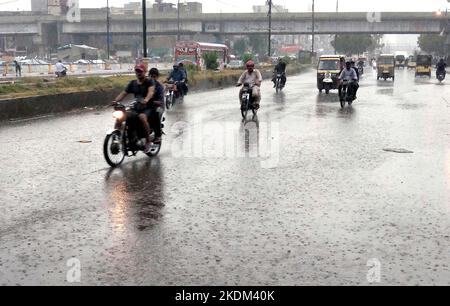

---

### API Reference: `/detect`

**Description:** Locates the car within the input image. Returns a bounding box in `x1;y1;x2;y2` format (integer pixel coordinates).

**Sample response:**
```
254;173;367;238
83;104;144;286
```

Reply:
227;60;244;69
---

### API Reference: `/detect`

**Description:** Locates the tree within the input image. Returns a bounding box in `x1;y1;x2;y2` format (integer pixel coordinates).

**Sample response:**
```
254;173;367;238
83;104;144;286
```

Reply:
242;53;254;64
418;34;447;55
331;34;380;55
202;52;219;70
233;38;248;56
248;35;268;56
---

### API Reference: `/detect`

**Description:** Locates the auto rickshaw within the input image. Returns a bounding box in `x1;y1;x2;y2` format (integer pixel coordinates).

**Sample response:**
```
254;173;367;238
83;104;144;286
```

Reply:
407;56;417;70
317;55;345;94
377;54;395;81
415;55;432;78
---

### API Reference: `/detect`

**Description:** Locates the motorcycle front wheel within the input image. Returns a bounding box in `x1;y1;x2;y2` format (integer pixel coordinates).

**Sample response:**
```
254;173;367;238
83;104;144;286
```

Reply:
241;101;249;120
104;131;126;167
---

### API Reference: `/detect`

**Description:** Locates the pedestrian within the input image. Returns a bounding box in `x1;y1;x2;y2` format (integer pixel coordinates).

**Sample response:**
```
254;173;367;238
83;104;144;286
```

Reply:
14;60;22;77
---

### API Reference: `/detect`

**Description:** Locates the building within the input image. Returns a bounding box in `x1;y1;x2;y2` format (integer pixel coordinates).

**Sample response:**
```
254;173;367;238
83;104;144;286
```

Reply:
31;0;48;12
252;4;288;13
31;0;69;15
120;1;202;15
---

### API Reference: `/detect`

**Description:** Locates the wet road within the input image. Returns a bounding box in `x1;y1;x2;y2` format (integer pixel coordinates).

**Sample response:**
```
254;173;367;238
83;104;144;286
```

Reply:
1;68;449;285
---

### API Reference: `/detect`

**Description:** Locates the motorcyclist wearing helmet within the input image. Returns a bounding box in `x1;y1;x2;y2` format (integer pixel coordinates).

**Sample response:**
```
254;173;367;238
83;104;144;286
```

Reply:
272;58;287;88
178;63;189;95
436;58;447;78
112;64;156;152
236;60;263;109
338;61;358;100
167;64;187;98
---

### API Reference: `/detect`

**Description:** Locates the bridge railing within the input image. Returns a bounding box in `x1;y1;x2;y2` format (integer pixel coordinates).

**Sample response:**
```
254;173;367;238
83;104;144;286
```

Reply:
1;62;173;78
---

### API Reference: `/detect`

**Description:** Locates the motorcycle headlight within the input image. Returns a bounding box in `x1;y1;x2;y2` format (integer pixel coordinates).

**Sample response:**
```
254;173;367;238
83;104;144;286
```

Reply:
325;73;332;78
113;111;125;120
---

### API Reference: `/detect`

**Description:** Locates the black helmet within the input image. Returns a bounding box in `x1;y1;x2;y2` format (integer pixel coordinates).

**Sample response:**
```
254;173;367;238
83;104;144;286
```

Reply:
149;67;160;77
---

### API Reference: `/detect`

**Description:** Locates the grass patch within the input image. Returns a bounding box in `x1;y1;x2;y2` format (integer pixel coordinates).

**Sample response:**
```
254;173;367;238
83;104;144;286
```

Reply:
0;76;134;100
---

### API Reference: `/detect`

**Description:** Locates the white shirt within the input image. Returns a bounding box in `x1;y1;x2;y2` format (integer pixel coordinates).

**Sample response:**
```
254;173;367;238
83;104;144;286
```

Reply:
55;62;66;73
339;68;358;81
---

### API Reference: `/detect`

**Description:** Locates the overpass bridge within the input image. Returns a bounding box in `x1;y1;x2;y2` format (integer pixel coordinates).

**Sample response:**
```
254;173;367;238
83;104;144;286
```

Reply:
0;11;449;55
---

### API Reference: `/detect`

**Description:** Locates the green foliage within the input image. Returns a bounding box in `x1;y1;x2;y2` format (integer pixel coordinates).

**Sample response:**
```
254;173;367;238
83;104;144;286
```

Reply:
331;35;382;55
242;53;254;65
202;52;219;70
185;63;199;77
418;34;447;55
248;35;268;56
233;38;248;56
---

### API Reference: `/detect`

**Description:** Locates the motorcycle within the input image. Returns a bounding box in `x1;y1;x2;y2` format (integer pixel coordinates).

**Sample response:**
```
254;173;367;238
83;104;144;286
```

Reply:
339;79;355;108
56;68;67;78
275;73;284;93
323;72;334;95
239;83;258;120
437;71;446;83
165;80;185;109
103;100;165;167
358;66;364;77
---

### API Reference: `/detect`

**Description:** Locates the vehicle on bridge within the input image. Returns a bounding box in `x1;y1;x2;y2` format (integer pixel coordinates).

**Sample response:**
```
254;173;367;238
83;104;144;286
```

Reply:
415;55;432;78
377;54;395;81
174;41;230;71
317;55;345;94
407;56;417;70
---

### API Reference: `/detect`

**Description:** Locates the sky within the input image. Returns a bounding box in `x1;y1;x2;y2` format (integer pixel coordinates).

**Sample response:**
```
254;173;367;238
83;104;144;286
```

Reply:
0;0;449;13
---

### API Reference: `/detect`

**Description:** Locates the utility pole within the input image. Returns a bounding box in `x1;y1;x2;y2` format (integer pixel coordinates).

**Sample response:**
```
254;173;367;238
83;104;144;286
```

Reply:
177;0;181;41
106;0;110;60
267;0;272;58
312;0;315;55
336;0;339;13
142;0;148;58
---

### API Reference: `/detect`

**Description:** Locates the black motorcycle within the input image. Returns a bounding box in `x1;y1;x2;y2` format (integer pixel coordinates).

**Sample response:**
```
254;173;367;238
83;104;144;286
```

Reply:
56;68;67;78
437;71;446;83
358;66;364;77
339;79;355;108
103;100;165;167
165;80;185;109
239;83;258;120
275;73;284;93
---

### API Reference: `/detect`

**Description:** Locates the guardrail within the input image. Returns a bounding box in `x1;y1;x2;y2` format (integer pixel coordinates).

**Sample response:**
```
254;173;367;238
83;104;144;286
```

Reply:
1;62;172;77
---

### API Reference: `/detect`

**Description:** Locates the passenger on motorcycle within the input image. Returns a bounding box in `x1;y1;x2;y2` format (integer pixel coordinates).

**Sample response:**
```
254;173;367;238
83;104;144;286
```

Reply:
338;61;359;100
167;64;187;97
237;60;262;109
178;63;189;95
148;67;165;144
436;58;447;78
272;58;287;88
112;64;157;153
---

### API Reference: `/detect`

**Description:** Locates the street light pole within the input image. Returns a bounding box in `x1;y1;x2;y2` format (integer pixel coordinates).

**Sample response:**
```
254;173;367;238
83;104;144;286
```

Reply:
177;0;181;42
142;0;148;58
267;0;272;57
312;0;315;54
106;0;110;59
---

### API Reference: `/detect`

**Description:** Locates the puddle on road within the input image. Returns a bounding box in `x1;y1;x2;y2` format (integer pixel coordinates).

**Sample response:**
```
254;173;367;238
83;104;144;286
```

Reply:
383;148;414;154
396;103;426;110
